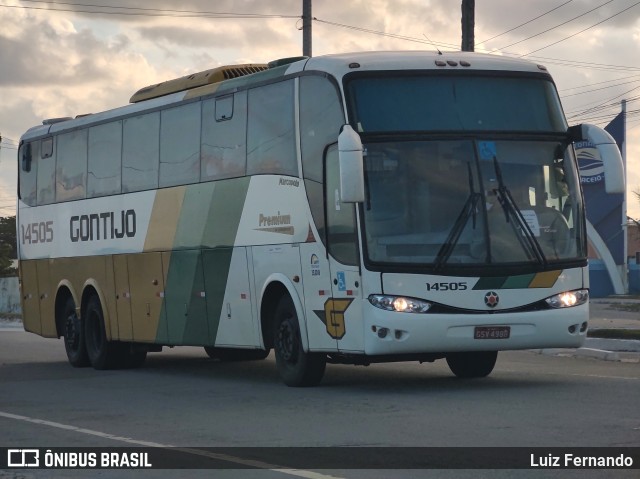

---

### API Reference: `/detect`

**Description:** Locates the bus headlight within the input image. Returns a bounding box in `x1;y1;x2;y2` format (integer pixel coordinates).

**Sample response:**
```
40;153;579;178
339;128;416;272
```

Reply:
368;295;431;313
545;289;589;309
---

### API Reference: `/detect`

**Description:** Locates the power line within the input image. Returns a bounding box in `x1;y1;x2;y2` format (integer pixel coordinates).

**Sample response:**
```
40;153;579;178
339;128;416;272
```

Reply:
567;90;640;119
569;108;640;124
313;17;640;73
0;136;18;144
520;0;640;57
561;78;640;97
528;55;640;72
497;0;615;51
566;96;640;119
475;0;574;47
313;17;456;50
0;2;299;19
559;74;640;92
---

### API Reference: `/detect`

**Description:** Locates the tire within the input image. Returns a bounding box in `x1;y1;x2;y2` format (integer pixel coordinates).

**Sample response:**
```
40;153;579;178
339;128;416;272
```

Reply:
84;294;127;370
204;347;270;361
446;351;498;378
273;295;326;387
62;297;90;368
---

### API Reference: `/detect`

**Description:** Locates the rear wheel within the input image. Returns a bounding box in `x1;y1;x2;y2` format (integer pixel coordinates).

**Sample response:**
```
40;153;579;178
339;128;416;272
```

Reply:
204;347;270;361
446;351;498;378
84;294;145;369
273;295;326;387
62;297;90;368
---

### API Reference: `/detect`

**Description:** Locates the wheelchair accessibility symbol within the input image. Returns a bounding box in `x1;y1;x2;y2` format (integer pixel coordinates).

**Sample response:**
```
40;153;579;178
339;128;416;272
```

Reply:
336;271;346;291
478;141;497;161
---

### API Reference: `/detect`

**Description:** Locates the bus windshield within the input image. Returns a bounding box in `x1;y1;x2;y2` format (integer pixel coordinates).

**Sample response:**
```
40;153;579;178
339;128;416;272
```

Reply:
360;138;585;269
347;74;567;133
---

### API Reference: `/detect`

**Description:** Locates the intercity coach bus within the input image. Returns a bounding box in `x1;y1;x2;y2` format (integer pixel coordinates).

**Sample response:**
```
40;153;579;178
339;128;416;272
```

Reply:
17;51;624;386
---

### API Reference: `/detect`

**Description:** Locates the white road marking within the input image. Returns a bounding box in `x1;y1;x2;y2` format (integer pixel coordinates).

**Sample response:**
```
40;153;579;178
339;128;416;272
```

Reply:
0;410;346;479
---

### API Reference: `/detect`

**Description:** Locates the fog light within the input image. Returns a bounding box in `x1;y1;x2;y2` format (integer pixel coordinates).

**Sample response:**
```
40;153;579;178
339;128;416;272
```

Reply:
580;322;588;333
377;328;388;339
568;325;577;334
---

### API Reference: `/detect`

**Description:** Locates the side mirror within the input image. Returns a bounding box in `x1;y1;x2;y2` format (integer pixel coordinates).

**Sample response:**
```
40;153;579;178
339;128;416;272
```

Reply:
338;124;365;203
574;123;625;194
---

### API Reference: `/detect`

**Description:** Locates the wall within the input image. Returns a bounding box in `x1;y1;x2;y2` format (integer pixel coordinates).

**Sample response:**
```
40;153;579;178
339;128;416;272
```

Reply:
0;277;21;314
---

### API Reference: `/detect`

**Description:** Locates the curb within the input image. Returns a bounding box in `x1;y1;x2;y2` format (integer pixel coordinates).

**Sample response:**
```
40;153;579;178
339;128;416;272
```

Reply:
534;337;640;362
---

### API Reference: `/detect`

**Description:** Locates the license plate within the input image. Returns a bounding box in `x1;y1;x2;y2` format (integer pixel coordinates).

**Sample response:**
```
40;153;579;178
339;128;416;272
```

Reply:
474;326;511;339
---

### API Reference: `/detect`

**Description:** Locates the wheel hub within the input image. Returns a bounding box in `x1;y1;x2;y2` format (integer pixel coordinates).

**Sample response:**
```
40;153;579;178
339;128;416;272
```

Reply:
64;313;80;350
276;320;297;362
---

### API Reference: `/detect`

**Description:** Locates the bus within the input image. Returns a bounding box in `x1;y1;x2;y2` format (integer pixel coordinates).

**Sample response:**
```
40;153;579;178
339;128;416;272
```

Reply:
17;51;624;386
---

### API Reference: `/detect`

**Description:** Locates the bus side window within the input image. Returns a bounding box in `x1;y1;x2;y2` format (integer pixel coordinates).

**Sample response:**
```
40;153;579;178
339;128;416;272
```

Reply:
160;102;201;187
299;75;344;183
56;129;87;202
38;137;56;205
215;95;233;121
19;142;37;206
247;80;297;177
325;145;358;266
123;112;160;193
88;121;122;197
201;91;247;181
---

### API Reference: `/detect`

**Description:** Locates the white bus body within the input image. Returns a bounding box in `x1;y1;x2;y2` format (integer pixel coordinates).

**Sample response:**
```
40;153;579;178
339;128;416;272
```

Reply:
17;52;624;385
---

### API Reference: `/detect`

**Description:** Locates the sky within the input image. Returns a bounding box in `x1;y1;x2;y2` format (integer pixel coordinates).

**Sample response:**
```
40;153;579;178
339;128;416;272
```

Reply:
1;0;639;218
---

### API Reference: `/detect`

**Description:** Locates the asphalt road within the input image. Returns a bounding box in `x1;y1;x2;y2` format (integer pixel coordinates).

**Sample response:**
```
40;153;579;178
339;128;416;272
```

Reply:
0;329;639;479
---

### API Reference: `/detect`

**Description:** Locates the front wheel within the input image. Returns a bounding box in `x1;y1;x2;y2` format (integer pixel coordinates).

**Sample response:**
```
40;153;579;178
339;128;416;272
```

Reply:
446;351;498;378
273;296;326;387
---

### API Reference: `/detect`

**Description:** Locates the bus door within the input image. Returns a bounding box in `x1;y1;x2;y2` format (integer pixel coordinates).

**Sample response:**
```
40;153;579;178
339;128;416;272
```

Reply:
325;145;363;353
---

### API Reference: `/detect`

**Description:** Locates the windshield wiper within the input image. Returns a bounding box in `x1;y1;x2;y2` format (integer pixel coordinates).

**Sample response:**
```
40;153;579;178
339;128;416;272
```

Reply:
492;155;547;266
434;162;482;270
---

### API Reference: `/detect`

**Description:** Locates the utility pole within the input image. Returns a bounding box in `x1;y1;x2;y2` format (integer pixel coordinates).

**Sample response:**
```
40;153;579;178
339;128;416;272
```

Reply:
302;0;312;57
461;0;475;52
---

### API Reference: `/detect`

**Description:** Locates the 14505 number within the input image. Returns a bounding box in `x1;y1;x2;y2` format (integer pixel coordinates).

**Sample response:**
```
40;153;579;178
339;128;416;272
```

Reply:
21;221;54;244
426;282;468;291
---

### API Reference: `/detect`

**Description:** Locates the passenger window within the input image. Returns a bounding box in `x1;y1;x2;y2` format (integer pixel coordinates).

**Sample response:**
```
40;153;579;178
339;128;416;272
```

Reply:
247;80;297;177
123;112;159;192
38;138;56;205
201;91;247;181
300;75;344;182
88;121;122;197
215;95;234;121
19;143;37;206
325;144;358;265
160;102;201;187
56;129;87;202
41;137;54;159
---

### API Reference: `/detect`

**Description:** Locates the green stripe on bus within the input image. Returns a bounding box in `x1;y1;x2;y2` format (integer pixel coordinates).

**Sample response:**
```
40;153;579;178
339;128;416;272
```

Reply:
501;273;536;289
473;271;562;290
158;178;250;345
163;250;209;345
473;276;507;290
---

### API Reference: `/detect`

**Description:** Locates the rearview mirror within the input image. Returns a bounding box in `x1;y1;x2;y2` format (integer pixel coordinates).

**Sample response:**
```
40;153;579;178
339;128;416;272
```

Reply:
338;125;365;203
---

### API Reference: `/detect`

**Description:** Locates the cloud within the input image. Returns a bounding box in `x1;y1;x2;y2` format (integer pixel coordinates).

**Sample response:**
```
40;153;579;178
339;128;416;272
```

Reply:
136;20;294;52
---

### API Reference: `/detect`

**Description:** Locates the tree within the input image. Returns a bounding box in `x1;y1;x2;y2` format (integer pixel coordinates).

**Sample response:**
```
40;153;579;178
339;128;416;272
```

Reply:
0;216;17;277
